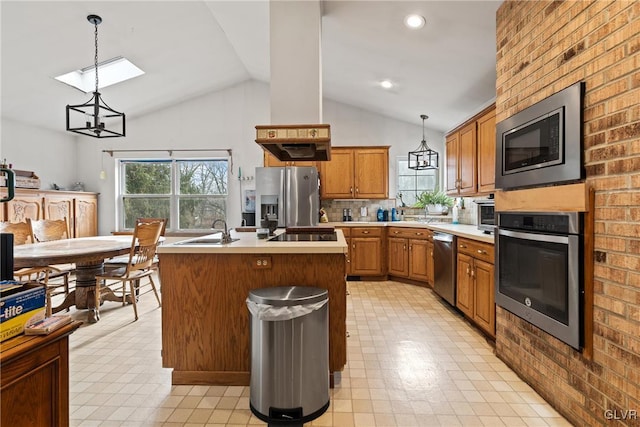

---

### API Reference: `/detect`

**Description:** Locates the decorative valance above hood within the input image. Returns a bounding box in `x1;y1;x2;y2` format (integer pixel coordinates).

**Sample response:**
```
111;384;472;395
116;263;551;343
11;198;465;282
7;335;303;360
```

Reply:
256;1;331;162
255;124;331;161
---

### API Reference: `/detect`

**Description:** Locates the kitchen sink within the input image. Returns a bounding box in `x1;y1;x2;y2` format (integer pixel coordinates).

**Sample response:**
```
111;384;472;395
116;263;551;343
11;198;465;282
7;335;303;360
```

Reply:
175;237;239;245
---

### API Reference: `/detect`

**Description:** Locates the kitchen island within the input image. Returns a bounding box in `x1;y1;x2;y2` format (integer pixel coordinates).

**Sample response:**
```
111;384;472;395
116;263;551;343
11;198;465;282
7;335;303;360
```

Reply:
157;229;348;386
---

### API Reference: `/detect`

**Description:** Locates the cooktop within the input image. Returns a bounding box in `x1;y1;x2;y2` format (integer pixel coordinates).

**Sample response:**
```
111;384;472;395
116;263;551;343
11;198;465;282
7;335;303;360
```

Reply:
268;232;338;242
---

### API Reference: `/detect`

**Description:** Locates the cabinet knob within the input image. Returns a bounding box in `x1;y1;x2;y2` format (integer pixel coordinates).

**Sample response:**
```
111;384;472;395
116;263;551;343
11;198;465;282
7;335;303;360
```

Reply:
471;269;475;278
394;231;399;234
350;187;353;194
466;266;470;276
356;187;359;193
415;232;423;236
459;244;467;248
362;230;370;234
477;249;486;255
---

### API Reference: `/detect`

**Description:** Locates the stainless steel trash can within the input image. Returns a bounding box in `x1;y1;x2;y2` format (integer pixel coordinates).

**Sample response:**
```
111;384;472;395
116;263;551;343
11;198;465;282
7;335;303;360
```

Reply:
247;286;329;426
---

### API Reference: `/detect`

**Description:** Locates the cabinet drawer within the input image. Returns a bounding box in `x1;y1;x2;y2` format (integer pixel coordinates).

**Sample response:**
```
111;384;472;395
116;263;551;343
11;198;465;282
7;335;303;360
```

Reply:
457;238;494;263
350;227;382;237
387;227;430;240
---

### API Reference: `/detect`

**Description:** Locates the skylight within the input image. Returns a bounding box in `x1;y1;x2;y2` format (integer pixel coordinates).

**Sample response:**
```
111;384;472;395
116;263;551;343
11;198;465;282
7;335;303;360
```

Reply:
55;56;144;93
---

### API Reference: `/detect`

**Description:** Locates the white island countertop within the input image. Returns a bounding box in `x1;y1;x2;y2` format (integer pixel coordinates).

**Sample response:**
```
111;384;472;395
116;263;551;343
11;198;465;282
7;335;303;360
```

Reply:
157;229;348;255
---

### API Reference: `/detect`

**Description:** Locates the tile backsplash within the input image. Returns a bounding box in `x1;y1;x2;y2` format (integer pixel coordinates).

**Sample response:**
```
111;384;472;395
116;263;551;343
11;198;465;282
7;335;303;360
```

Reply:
321;196;492;225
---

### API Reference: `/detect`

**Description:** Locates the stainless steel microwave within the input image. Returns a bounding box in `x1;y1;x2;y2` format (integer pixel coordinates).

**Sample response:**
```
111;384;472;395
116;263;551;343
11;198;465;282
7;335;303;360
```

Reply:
495;82;585;190
475;199;495;233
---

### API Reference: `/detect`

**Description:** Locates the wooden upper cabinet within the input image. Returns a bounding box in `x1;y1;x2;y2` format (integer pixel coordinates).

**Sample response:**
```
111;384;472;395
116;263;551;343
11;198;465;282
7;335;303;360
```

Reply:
320;149;354;198
263;152;317;168
445;104;496;196
445;133;459;193
458;122;477;195
320;146;389;199
477;108;497;194
354;148;388;199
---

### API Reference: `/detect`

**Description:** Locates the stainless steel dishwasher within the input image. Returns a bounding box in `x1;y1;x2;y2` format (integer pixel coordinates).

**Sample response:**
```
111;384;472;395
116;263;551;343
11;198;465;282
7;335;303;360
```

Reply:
433;232;457;306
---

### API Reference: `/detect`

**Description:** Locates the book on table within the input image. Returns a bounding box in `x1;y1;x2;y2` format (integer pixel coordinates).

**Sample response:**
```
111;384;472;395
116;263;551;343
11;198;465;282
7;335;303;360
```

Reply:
24;314;73;335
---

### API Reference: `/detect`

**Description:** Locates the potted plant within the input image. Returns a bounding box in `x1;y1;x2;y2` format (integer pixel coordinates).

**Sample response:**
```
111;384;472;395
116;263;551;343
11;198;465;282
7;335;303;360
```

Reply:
414;190;454;215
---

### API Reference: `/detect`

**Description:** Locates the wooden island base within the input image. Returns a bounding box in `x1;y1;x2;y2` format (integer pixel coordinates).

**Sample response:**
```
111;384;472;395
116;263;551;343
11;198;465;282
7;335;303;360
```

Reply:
160;252;347;386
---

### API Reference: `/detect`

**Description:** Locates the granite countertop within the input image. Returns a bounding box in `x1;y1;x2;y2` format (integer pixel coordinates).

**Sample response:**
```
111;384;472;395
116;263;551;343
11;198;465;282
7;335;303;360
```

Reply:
157;229;348;255
327;221;495;244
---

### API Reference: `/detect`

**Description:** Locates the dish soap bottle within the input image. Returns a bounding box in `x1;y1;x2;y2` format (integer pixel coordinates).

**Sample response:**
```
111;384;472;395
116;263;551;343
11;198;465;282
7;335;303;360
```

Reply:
377;207;384;222
452;198;460;224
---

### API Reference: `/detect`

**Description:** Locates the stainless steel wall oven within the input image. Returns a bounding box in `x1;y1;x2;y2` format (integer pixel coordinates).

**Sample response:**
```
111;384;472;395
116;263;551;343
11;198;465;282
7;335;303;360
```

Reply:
495;211;583;350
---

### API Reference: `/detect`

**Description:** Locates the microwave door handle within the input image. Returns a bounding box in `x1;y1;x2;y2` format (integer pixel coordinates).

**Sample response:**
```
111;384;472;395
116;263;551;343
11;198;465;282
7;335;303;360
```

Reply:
498;228;569;245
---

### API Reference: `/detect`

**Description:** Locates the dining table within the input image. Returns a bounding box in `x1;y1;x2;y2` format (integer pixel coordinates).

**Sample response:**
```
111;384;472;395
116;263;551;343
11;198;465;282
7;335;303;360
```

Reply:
12;235;138;323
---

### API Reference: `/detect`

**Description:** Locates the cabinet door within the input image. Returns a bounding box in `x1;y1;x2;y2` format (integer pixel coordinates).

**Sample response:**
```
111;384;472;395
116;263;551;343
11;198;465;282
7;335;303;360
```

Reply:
458;122;477;195
263;152;317;168
263;152;288;167
388;237;408;277
44;196;73;223
354;148;388;199
426;240;434;286
5;192;42;222
74;196;98;237
345;237;352;276
320;149;354;199
445;133;459;193
351;237;382;276
408;239;429;282
473;259;495;337
456;253;474;318
477;108;496;194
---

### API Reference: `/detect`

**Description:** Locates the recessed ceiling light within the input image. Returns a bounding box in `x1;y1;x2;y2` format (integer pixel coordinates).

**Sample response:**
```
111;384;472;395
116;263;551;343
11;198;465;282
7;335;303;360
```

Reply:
404;14;426;29
380;80;394;89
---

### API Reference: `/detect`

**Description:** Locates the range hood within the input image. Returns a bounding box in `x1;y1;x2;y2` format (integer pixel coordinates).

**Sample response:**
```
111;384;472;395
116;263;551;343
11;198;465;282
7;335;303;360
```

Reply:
256;124;331;161
256;1;331;162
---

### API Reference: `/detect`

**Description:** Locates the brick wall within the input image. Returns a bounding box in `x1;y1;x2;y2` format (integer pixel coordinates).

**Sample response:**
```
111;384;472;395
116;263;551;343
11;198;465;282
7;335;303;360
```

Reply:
495;1;639;426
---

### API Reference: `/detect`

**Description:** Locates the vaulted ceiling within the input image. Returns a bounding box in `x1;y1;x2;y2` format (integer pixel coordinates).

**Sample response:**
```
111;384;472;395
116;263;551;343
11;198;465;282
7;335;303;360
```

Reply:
1;1;500;134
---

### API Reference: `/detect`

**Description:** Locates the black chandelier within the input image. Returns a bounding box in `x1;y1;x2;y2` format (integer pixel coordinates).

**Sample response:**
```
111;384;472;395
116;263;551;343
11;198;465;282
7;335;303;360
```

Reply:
66;15;125;138
408;114;438;170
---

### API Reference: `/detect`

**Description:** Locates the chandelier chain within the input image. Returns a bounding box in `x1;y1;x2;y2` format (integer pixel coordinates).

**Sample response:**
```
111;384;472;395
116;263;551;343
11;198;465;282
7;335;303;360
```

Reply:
94;20;99;93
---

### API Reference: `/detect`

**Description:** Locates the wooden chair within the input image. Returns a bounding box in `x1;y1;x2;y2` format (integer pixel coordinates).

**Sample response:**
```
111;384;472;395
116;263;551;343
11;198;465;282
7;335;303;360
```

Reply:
27;218;74;315
94;219;164;321
0;221;71;316
105;218;166;270
29;217;70;242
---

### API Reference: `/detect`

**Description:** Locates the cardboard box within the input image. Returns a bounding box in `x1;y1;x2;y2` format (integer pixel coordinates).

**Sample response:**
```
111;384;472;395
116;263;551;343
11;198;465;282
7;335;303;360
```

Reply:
0;282;46;342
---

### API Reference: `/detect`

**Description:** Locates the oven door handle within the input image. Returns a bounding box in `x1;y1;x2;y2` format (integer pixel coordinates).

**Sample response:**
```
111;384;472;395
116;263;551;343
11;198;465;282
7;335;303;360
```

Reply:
498;228;569;244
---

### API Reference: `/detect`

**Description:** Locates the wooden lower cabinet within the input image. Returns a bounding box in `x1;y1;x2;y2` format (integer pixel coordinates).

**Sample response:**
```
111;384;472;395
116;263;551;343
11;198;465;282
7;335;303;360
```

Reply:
0;322;80;427
387;227;432;284
456;238;495;337
0;188;98;237
348;227;384;277
426;239;434;286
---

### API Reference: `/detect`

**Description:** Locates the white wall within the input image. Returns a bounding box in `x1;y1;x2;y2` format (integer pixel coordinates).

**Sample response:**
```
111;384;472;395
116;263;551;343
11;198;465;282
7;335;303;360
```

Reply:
2;79;445;235
1;118;78;189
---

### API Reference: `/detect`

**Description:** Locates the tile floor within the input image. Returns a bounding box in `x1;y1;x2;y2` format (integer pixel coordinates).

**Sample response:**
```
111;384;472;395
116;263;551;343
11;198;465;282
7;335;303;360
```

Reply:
65;280;572;426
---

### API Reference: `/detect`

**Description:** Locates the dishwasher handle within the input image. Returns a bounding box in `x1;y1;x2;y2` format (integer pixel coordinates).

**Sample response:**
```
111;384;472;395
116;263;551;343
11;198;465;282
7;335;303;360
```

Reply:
433;232;454;243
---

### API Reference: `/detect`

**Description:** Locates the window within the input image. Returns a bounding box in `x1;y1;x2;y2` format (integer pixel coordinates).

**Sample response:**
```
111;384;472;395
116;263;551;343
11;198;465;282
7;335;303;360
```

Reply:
118;158;228;231
396;157;438;207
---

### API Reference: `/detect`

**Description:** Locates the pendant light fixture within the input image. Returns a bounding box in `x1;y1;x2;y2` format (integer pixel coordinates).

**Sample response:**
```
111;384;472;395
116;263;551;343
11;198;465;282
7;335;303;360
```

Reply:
66;15;125;138
408;114;438;170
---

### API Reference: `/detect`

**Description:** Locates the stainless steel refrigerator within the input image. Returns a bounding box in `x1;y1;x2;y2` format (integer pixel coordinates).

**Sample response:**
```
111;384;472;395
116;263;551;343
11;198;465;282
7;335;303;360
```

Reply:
254;167;319;228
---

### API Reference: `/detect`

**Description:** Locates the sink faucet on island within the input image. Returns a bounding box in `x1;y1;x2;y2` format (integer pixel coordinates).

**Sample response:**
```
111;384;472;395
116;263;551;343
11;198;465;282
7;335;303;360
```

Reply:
157;228;348;386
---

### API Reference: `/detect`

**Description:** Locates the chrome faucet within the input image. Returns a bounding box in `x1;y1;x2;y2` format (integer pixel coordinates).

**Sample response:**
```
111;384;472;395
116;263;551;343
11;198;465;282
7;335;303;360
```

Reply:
211;219;233;244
